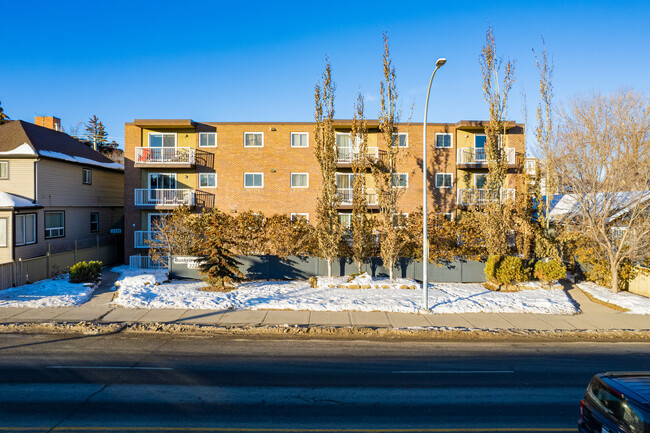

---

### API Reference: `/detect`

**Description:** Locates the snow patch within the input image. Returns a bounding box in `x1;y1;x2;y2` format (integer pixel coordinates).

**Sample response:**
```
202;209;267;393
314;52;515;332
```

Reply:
39;150;124;171
0;192;39;208
0;275;96;308
0;143;36;155
578;282;650;314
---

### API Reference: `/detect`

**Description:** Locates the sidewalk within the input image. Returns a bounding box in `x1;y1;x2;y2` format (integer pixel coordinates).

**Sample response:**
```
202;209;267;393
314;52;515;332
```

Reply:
0;273;649;333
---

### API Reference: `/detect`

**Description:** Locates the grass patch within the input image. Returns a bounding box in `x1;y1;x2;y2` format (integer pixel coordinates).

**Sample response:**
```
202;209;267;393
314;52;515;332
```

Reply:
579;288;630;312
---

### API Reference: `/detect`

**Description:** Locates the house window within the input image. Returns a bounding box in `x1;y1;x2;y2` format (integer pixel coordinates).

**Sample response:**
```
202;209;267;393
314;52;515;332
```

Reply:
339;213;352;230
443;213;454;221
392;213;409;228
0;218;6;247
475;134;487;148
290;213;309;223
90;212;99;233
291;173;309;188
392;133;408;148
391;173;408;188
0;161;8;179
244;132;263;147
149;133;176;148
291;132;309;148
82;168;92;184
199;132;217;148
435;133;453;148
435;173;453;188
475;173;488;189
45;211;65;239
15;213;36;245
244;172;264;188
199;173;217;188
525;160;536;175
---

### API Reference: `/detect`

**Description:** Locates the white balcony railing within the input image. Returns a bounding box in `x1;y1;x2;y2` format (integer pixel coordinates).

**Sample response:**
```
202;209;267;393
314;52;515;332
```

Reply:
134;231;162;248
457;188;516;206
135;147;195;165
336;147;380;164
129;255;169;270
134;189;195;206
457;147;516;165
337;188;378;205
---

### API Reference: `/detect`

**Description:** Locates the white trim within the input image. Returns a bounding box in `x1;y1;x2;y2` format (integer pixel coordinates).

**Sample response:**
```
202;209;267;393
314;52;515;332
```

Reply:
290;132;309;148
392;212;409;228
198;173;217;188
244;132;264;148
148;132;177;148
474;133;486;148
82;168;92;184
474;173;488;188
148;172;177;190
244;172;264;188
45;211;64;239
15;213;36;246
435;172;454;188
0;161;8;179
290;213;309;222
443;212;454;221
435;132;453;148
392;172;409;188
198;132;217;148
392;132;408;148
290;172;309;188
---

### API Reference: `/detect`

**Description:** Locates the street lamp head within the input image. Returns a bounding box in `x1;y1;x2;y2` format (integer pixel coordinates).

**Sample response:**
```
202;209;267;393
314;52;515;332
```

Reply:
436;58;447;68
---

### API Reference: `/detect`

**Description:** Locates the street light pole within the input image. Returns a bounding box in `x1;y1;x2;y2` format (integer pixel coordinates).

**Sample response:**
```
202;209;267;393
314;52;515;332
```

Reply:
422;58;446;311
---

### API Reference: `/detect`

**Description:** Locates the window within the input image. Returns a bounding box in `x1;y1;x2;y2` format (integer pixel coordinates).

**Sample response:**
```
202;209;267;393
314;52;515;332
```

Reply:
435;133;453;148
475;134;487;148
291;132;309;148
149;133;176;148
290;213;309;223
0;161;8;179
0;218;6;247
291;173;309;188
392;213;408;228
90;212;99;233
392;133;408;148
82;168;92;184
391;173;408;188
443;213;454;221
244;172;263;188
339;213;352;230
525;160;536;175
475;173;488;189
199;132;217;148
45;211;65;239
435;173;453;188
15;213;36;246
244;132;264;147
199;173;217;188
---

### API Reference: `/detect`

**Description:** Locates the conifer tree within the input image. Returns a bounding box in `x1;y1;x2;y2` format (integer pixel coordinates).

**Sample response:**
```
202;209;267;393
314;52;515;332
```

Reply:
199;212;243;289
85;115;108;150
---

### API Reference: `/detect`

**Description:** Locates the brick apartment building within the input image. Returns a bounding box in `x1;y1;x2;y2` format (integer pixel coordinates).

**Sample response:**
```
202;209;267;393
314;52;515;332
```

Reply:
124;119;525;263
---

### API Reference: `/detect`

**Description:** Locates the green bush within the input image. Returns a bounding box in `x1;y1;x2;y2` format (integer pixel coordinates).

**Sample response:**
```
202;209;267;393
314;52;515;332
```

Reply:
534;259;567;283
69;261;102;283
485;255;529;285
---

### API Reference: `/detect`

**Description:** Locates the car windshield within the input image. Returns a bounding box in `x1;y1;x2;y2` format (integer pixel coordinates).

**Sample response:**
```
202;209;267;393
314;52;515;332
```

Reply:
588;379;647;433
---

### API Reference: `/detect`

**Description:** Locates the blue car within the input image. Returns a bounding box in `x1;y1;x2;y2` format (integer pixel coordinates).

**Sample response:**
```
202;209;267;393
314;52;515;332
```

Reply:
579;372;649;433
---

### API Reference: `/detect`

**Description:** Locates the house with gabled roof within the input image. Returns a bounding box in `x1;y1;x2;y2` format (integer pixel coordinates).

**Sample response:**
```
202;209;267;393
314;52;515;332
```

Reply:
0;117;124;265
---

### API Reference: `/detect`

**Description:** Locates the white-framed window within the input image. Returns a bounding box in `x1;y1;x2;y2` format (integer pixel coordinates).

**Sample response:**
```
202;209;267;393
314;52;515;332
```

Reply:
475;173;488;189
290;173;309;188
244;172;264;188
291;132;309;148
391;173;408;188
0;161;8;179
82;168;92;184
149;132;177;148
525;160;536;175
199;173;217;188
338;213;352;230
45;211;65;239
392;132;408;148
244;132;264;148
435;173;453;188
15;214;36;246
474;134;487;148
392;213;409;228
443;212;454;221
0;218;7;247
90;212;99;233
435;133;453;148
199;132;217;148
290;213;309;223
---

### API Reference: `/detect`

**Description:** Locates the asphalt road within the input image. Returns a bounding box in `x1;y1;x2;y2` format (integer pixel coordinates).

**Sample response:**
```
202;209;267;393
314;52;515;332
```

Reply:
0;333;648;432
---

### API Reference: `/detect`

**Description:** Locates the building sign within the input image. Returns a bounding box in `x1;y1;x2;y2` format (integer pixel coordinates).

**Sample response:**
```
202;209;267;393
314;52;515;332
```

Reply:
173;256;203;269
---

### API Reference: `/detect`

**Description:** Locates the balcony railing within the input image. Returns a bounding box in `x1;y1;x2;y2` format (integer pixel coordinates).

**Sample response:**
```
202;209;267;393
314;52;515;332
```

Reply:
135;147;195;165
337;188;378;205
457;188;516;206
134;189;195;206
457;147;516;165
336;147;380;164
134;230;162;248
129;255;169;270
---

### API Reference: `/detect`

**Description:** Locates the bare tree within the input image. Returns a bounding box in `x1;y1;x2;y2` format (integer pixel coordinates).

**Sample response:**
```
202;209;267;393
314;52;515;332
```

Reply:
314;58;342;276
147;207;205;263
552;89;650;292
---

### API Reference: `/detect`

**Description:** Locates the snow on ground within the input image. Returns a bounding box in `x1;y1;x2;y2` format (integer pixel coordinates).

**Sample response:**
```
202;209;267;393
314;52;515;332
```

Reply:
111;268;578;314
0;275;96;308
578;282;650;314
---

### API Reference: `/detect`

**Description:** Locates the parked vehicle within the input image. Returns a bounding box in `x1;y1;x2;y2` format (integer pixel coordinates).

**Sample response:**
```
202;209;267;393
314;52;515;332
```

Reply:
579;372;650;433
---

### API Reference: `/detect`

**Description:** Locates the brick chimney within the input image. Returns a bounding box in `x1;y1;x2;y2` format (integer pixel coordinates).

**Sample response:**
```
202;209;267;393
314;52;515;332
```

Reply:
34;116;62;132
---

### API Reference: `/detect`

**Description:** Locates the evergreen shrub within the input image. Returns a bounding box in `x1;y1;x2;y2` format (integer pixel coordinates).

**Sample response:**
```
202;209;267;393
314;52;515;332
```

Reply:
485;255;529;285
534;259;567;283
69;261;102;283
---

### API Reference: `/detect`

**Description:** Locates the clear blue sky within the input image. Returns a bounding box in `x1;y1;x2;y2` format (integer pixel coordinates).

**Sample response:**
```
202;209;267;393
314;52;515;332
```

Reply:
2;0;648;153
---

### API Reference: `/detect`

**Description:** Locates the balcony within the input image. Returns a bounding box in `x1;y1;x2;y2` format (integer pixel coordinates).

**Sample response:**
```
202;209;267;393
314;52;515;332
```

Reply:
134;189;195;207
457;188;516;206
134;231;162;248
336;147;384;167
457;147;516;167
336;188;378;208
134;147;195;168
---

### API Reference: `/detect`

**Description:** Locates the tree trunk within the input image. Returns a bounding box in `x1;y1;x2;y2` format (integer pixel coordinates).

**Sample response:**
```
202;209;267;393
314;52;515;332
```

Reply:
327;258;332;277
356;261;362;274
388;265;394;281
611;261;619;294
